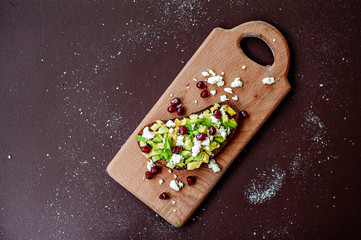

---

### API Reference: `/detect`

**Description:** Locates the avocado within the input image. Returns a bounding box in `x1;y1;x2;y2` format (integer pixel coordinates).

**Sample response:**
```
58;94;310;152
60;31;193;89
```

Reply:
225;105;237;116
223;118;237;129
187;161;202;170
180;118;187;125
184;139;193;150
189;114;198;120
222;114;229;123
153;143;165;150
214;103;220;108
198;125;207;133
139;141;147;147
202;152;210;163
158;126;169;134
214;137;226;143
174;118;181;127
210;106;217;113
180;150;192;159
164;137;172;150
145;149;160;158
150;123;160;131
136;135;147;142
152;155;162;161
152;135;163;143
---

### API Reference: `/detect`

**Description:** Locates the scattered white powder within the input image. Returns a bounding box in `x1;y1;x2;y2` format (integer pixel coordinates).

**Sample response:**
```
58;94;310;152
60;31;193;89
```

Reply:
245;166;286;204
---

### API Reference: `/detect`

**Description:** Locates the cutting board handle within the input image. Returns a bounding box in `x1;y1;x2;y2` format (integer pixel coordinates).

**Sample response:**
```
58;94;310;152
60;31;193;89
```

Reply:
228;21;290;76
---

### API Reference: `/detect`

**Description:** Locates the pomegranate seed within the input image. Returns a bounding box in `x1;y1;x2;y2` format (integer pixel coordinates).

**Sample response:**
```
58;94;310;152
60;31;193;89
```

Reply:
151;166;161;175
159;192;169;200
141;146;152;153
213;109;222;119
196;133;206;140
200;90;209;98
172;146;181;154
179;125;188;135
177;107;185;116
168;105;177;113
170;98;181;106
196;81;206;89
240;110;249;118
145;171;153;179
187;176;196;186
208;126;217;135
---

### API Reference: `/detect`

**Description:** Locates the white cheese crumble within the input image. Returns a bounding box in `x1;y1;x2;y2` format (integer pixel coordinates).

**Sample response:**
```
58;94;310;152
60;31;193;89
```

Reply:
221;72;224;75
208;69;216;76
192;137;202;157
170;93;173;96
176;135;184;146
242;65;246;69
142;127;155;140
170;180;184;191
147;160;155;171
169;128;174;133
224;88;233;94
172;200;176;204
174;174;178;179
166;120;176;128
193;78;198;82
207;75;224;86
219;126;227;139
159;179;164;185
231;77;243;88
220;106;226;116
201;137;211;146
232;95;239;101
210;116;221;126
210;90;216;96
201;71;210;76
168;169;173;173
170;154;184;165
195;100;198;104
199;114;204;118
208;159;221;173
262;77;275;85
220;95;229;102
173;209;177;212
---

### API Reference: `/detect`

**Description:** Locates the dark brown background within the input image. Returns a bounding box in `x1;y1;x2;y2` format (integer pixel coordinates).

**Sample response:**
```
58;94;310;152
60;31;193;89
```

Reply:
1;0;360;239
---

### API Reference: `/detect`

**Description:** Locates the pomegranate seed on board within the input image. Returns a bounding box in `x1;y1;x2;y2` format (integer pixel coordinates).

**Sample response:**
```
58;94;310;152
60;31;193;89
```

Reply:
141;146;152;153
159;192;169;200
240;110;249;118
200;90;209;98
145;171;153;179
170;98;181;106
213;109;222;119
179;125;188;135
177;107;185;116
151;166;161;174
187;176;196;185
208;126;217;135
167;105;177;113
196;81;206;89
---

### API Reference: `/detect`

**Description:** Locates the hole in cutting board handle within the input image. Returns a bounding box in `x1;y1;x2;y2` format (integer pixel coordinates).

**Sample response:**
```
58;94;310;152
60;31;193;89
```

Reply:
240;37;274;66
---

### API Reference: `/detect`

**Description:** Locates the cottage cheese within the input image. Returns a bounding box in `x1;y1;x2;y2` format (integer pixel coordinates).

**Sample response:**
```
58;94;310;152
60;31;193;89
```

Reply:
170;154;184;165
220;95;229;102
232;95;239;101
166;120;175;128
208;159;221;173
231;77;243;88
170;180;184;191
224;87;233;94
262;77;275;85
210;89;216;95
176;135;184;146
142;127;155;140
147;160;155;171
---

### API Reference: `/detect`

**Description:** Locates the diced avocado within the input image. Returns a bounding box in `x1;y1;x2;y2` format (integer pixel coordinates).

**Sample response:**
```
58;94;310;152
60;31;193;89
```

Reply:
180;118;187;125
176;161;186;168
223;118;238;129
211;141;220;149
205;150;213;155
187;161;202;170
214;137;226;143
210;106;217;113
185;157;194;164
195;153;203;161
225;105;237;116
214;103;220;108
158;126;169;134
152;135;163;143
145;149;160;158
204;110;210;114
156;120;164;126
166;163;175;169
198;118;213;127
164;137;172;150
161;149;172;160
152;155;162;161
139;141;147;147
150;123;160;131
198;125;207;133
175;118;181;127
190;119;198;124
180;150;192;159
136;135;147;142
202;152;210;163
189;114;198;120
222;114;229;123
154;143;165;150
184;139;193;150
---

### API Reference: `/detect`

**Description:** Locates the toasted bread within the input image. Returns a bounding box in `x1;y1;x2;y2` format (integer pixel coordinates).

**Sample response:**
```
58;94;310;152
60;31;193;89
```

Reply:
137;102;240;170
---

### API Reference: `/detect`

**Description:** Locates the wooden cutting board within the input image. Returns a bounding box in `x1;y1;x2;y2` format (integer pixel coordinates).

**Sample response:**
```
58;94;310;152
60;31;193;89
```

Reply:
107;21;290;227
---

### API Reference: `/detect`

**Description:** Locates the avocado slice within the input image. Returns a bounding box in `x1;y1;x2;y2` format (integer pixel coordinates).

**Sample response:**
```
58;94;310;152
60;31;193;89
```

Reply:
198;125;207;133
187;161;202;170
152;155;162;161
222;114;229;123
183;139;193;151
180;150;192;159
158;126;169;134
225;105;237;116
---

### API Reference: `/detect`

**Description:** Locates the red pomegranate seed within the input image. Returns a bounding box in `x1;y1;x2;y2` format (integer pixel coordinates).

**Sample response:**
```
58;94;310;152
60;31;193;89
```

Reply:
177;107;185;116
196;81;206;89
213;109;222;119
200;90;209;98
151;166;161;175
196;133;206;140
145;171;153;179
240;110;249;118
159;192;169;200
179;125;188;135
172;146;181;154
208;126;217;135
170;98;181;106
187;176;196;186
141;146;152;153
168;105;177;113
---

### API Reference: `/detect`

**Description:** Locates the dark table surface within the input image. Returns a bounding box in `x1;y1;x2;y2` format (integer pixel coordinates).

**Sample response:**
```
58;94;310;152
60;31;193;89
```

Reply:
1;0;360;239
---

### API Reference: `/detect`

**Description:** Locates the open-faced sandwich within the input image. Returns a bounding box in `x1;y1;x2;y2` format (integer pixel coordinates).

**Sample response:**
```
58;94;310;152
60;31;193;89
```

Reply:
136;102;240;171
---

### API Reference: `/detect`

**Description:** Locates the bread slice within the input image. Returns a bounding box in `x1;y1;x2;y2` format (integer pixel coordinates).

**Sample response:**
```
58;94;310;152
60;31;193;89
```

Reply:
137;102;240;170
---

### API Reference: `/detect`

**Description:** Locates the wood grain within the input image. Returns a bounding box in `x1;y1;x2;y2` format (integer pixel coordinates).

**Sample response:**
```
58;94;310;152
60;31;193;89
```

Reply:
107;21;291;227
